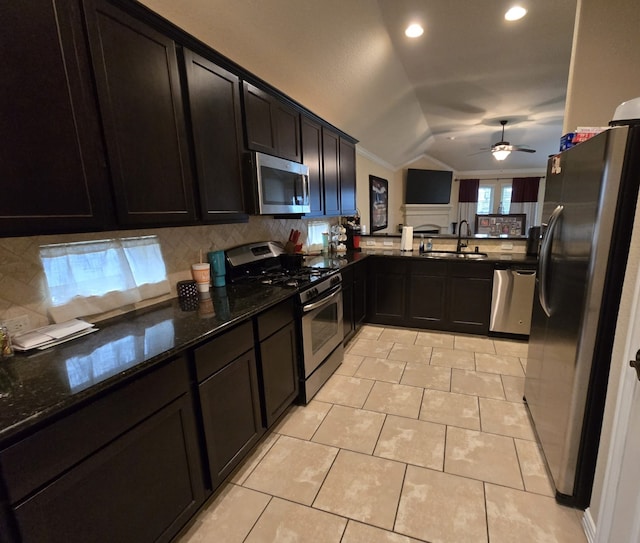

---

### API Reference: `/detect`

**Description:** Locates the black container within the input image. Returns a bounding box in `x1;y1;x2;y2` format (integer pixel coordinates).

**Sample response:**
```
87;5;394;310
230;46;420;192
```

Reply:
526;226;541;256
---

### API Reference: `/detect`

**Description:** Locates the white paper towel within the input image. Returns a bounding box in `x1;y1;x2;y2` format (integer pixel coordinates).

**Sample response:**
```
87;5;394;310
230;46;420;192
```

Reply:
401;226;414;251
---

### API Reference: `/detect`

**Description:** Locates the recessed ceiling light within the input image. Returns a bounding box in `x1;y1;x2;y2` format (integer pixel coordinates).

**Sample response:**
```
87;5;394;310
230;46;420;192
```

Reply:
505;6;527;21
405;23;424;38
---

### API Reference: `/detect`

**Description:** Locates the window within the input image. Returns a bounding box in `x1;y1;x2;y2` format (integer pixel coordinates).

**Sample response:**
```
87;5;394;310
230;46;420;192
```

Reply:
40;236;170;323
477;185;493;214
476;181;513;215
498;185;512;214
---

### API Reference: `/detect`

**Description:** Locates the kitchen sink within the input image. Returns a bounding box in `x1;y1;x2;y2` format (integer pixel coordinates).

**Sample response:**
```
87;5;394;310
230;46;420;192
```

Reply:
421;251;488;259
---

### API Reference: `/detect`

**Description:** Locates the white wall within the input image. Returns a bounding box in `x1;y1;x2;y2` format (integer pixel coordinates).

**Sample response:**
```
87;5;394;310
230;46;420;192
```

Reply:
356;151;402;234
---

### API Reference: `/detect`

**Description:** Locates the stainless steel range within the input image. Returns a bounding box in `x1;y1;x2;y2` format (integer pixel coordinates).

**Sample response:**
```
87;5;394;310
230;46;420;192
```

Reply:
226;242;344;403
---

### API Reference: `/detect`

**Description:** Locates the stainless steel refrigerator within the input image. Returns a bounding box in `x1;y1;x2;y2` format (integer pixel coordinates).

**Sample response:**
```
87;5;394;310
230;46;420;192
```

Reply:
525;123;640;509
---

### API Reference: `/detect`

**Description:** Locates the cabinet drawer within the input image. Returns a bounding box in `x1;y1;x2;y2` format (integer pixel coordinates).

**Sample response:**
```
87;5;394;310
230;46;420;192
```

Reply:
194;321;254;382
448;261;493;279
0;356;189;504
257;298;295;341
410;259;447;276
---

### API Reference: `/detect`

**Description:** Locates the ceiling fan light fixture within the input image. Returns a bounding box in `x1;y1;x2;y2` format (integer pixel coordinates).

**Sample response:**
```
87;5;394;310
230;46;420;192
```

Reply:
505;6;527;21
405;23;424;38
492;147;511;161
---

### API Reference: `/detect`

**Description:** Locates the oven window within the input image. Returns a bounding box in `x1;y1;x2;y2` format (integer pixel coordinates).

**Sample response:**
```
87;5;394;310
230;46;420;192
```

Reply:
310;303;339;354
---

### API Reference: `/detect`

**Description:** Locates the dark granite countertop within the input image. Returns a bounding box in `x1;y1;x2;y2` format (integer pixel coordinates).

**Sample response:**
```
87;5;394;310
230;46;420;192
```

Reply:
0;282;296;445
359;248;538;265
0;248;534;445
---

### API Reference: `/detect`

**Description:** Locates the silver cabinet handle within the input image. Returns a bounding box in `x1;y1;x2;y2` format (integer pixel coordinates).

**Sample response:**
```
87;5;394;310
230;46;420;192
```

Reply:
538;205;563;317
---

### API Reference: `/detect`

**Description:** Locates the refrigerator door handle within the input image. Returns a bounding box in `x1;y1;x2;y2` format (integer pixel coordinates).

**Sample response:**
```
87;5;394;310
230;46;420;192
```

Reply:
538;204;564;317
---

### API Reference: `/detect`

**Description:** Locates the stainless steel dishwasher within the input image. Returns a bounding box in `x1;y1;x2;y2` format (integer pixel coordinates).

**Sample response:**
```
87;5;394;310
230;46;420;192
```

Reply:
490;266;536;335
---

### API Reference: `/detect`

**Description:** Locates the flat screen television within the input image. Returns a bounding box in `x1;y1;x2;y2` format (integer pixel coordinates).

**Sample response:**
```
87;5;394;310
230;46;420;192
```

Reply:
405;169;453;204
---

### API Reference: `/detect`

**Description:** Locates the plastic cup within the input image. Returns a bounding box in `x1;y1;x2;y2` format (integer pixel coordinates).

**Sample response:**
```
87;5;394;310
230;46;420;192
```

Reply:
191;263;210;292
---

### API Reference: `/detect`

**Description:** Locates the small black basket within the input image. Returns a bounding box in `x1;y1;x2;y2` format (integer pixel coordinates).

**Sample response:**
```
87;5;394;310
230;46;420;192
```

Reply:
177;279;198;299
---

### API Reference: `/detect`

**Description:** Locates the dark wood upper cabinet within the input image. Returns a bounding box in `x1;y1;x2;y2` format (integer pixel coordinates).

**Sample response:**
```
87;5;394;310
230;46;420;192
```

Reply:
339;138;357;215
182;49;248;223
301;116;324;216
0;0;113;236
84;0;196;227
242;81;301;162
322;127;341;216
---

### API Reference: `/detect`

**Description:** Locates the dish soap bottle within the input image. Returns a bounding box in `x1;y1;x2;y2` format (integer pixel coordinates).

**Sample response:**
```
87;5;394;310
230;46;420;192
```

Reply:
419;234;425;254
426;238;433;252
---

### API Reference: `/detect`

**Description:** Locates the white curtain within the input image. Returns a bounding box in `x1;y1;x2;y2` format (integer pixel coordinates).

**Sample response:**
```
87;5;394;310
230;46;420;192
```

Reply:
41;236;170;323
458;202;477;234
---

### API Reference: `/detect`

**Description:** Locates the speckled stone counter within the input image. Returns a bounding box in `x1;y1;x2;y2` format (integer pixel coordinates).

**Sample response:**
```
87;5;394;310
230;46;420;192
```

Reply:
0;283;296;444
358;248;538;265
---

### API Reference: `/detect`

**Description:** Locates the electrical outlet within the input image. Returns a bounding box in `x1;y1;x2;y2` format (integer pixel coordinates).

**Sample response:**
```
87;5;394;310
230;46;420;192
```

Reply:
383;240;394;246
3;315;30;335
501;242;514;250
366;240;376;246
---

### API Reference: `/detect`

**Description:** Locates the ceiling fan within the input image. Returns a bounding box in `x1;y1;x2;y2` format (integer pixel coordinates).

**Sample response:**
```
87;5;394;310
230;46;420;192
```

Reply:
490;120;536;160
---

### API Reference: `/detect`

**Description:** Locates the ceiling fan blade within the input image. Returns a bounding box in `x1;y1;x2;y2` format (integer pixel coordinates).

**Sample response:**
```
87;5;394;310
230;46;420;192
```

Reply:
513;147;536;153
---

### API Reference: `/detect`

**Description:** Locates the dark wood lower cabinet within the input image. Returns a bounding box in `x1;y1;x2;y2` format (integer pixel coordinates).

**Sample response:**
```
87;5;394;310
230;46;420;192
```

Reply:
366;256;493;335
13;395;201;543
256;300;299;428
407;260;447;327
0;357;204;543
198;350;263;489
343;259;368;344
367;258;408;325
259;322;299;427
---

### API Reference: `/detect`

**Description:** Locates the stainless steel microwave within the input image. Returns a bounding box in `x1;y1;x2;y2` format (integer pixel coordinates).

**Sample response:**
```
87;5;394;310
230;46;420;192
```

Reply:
244;151;310;215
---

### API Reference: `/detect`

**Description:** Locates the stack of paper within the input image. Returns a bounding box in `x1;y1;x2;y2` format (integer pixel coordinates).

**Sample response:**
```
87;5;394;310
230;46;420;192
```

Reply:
12;319;98;351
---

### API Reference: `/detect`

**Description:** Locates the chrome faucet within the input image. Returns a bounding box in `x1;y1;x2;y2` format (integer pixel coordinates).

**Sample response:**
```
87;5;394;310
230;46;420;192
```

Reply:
457;220;470;253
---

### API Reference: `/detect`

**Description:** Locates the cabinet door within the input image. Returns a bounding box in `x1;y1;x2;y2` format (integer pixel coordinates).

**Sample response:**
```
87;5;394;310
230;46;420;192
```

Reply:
448;276;492;334
199;351;263;489
274;102;301;162
407;260;447;327
242;81;301;162
339;138;357;215
259;322;299;427
322;128;341;216
183;50;247;223
367;258;407;323
0;0;112;236
353;261;368;326
242;82;277;156
301;116;324;216
341;265;355;343
85;0;196;226
13;394;203;543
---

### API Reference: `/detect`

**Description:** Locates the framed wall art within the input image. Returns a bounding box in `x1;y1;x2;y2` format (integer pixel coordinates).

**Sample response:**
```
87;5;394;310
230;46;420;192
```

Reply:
369;175;388;232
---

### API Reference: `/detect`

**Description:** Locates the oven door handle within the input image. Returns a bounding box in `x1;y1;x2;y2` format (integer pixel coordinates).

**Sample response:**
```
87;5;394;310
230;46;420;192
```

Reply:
302;287;342;313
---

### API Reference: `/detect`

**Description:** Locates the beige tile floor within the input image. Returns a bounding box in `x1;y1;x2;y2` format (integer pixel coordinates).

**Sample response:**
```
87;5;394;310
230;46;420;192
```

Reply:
178;325;587;543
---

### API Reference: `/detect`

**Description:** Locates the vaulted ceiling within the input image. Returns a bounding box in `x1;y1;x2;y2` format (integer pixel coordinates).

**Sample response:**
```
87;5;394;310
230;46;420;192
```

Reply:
141;0;577;173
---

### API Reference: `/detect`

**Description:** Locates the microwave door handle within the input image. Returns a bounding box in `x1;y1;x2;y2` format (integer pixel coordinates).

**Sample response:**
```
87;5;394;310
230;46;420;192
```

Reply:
302;173;309;205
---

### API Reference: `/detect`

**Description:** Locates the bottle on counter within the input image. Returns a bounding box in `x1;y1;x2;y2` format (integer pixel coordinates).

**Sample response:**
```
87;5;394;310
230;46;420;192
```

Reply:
0;325;13;358
419;234;425;254
426;238;433;251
